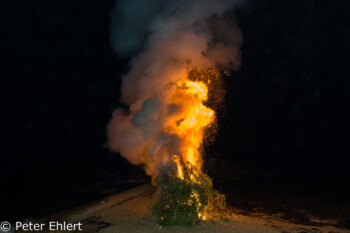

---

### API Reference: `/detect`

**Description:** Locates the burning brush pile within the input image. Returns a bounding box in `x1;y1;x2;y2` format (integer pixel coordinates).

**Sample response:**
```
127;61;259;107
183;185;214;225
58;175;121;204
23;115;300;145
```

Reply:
149;68;227;225
108;0;243;226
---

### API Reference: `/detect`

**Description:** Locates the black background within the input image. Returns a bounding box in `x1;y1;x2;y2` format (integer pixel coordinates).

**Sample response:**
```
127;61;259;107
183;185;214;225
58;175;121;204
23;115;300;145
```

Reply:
1;0;350;223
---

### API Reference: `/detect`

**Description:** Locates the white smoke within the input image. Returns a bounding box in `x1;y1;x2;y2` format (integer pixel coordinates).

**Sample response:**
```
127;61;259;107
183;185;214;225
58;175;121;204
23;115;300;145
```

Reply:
110;0;166;56
108;0;244;177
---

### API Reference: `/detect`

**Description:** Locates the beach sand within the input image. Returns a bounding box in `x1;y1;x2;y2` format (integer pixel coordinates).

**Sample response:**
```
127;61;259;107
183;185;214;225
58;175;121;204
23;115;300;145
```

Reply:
37;184;348;233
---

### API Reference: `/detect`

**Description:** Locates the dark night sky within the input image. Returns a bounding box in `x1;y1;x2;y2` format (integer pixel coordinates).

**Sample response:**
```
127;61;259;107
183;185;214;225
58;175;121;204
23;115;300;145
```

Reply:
2;0;120;184
1;0;350;221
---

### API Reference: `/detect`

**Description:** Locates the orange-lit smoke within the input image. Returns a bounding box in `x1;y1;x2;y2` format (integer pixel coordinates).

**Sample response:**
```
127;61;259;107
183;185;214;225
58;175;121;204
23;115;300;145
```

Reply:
107;0;243;179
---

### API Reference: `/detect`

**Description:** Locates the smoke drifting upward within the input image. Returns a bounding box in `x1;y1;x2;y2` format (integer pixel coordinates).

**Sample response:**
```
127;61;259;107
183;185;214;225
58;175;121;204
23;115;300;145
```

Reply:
108;0;244;178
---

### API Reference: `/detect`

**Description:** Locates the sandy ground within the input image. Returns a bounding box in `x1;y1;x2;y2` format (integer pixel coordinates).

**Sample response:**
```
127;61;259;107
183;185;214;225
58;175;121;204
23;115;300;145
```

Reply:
35;185;348;233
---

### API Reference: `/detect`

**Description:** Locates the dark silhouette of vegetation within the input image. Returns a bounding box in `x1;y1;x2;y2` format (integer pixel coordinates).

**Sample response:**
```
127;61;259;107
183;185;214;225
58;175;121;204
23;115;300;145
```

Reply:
150;164;226;226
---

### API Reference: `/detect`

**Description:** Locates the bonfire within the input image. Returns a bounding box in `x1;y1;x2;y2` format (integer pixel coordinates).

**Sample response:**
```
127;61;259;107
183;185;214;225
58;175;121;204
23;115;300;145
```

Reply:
149;68;226;226
107;0;242;227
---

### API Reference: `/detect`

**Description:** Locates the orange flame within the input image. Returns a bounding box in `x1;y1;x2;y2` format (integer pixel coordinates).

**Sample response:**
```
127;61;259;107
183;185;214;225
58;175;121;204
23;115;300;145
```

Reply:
168;71;216;178
166;68;220;219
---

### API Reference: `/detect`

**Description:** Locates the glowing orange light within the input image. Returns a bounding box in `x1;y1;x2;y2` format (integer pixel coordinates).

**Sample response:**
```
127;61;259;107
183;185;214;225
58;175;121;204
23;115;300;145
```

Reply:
165;68;220;220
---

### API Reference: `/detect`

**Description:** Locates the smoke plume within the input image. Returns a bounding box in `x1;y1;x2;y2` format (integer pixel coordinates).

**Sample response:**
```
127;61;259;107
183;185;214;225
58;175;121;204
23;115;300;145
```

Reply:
108;0;244;178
